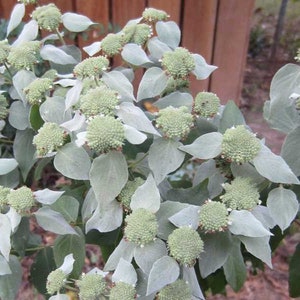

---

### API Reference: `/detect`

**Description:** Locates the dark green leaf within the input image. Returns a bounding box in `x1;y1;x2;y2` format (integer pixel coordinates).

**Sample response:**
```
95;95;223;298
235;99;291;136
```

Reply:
29;104;44;131
289;242;300;297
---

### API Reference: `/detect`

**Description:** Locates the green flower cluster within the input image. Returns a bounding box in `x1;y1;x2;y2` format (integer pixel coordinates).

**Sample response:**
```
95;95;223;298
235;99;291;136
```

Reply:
32;4;62;31
86;116;124;153
74;56;109;79
24;78;53;105
33;122;65;156
46;269;66;295
161;47;195;78
163;76;189;95
117;177;145;211
76;273;106;300
18;0;37;4
0;94;8;119
109;282;136;300
221;125;261;164
194;92;220;118
0;185;10;211
198;200;228;233
220;177;260;210
157;280;192;300
156;106;194;139
7;41;40;70
167;226;204;267
7;186;35;212
124;208;158;247
80;86;119;117
101;33;123;57
42;69;57;81
0;40;10;64
129;24;152;45
142;7;169;22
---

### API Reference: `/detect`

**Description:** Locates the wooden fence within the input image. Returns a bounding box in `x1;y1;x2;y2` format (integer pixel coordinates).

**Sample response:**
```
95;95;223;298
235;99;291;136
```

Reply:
0;0;255;104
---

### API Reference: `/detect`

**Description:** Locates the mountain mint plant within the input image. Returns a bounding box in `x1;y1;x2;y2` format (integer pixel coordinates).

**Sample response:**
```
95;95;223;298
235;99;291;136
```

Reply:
0;2;299;299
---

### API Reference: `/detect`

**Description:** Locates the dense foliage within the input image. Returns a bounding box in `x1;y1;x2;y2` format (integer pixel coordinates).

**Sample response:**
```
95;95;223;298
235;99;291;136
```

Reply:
0;1;300;299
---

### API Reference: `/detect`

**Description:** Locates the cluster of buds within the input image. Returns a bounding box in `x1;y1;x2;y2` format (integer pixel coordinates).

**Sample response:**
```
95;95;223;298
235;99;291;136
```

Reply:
46;269;67;295
157;279;192;300
0;94;9;120
161;47;195;79
79;86;119;117
0;40;10;65
100;33;124;57
155;106;194;139
123;23;153;46
86;116;124;153
73;56;109;79
109;282;137;300
220;177;261;210
0;185;10;211
7;186;35;213
32;4;62;31
7;41;40;70
24;78;53;105
18;0;37;4
124;208;158;247
142;7;169;23
198;200;229;233
221;125;261;164
167;226;204;267
33;122;66;156
193;92;220;118
162;76;189;96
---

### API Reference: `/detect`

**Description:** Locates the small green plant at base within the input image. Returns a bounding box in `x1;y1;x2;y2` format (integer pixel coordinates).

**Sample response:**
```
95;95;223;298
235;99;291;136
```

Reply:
0;1;299;299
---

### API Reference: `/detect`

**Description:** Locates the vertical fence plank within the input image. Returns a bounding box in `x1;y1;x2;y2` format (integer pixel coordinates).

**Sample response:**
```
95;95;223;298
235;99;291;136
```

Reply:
147;0;181;23
181;0;218;94
0;0;17;19
210;0;255;104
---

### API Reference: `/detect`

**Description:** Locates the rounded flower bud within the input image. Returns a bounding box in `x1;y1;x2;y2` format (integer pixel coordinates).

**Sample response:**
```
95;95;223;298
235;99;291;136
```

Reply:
109;282;136;300
156;106;194;139
0;185;10;210
7;186;35;212
157;279;192;300
74;56;109;79
46;269;66;295
161;47;195;79
33;122;65;156
167;226;204;267
24;78;53;105
220;177;260;210
163;76;189;96
0;94;9;120
76;273;106;300
194;92;220;118
142;7;169;22
101;33;123;57
221;125;261;164
42;69;58;81
124;208;158;247
0;40;10;64
18;0;37;4
7;41;40;70
32;4;62;31
198;200;228;233
131;24;152;45
80;86;119;117
86;116;124;153
117;177;145;211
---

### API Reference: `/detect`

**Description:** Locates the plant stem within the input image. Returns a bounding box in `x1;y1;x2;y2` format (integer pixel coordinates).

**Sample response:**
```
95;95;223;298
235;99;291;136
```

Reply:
55;28;66;46
128;152;149;169
64;284;78;293
0;138;14;144
3;62;13;78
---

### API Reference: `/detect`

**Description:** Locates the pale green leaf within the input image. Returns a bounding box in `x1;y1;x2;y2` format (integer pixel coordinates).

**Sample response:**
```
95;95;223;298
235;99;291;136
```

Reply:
253;144;300;184
229;210;272;237
34;189;64;205
8;101;30;130
83;41;101;56
123;124;147;144
6;3;25;37
183;267;205;300
148;37;172;60
179;132;223;159
12;70;36;103
192;54;218;80
168;205;200;230
50;195;79;223
134;239;168;275
54;142;91;180
0;158;18;175
12;20;38;46
121;43;152;66
267;187;299;232
0;255;11;275
89;151;128;204
112;258;137;285
251;205;276;230
0;168;20;188
62;12;94;32
149;138;185;184
81;188;97;222
40;45;77;65
137;67;168;101
0;214;11;260
156;21;180;49
153;92;193;111
65;80;83;110
147;256;179;295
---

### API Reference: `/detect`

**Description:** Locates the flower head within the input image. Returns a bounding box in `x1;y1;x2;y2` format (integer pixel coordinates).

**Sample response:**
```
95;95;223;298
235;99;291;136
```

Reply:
109;282;136;300
86;116;124;153
167;226;204;267
7;186;35;212
74;56;109;79
132;24;152;45
162;76;189;95
32;4;62;31
124;208;158;247
101;33;123;57
194;92;220;118
0;39;10;64
220;177;260;210
33;122;66;156
0;185;10;211
161;47;195;79
157;279;192;300
198;200;228;233
18;0;37;4
156;106;194;139
221;125;261;164
76;273;106;300
46;269;66;295
0;94;9;120
24;78;53;105
142;8;169;22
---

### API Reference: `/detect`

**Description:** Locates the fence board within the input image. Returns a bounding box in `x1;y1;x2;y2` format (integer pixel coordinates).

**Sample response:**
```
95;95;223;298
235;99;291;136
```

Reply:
0;0;16;19
182;0;218;94
210;0;255;103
